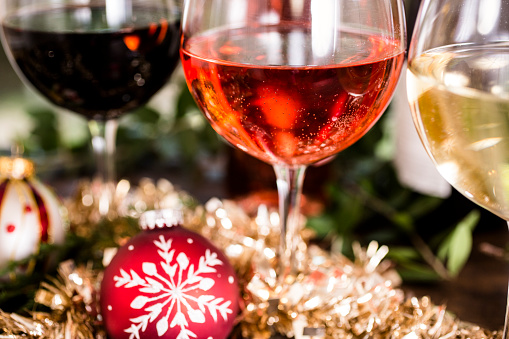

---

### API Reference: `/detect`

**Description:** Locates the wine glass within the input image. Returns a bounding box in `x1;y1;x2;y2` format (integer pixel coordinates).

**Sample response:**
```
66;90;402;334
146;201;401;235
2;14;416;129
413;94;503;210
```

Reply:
407;0;509;335
0;0;181;219
180;0;406;285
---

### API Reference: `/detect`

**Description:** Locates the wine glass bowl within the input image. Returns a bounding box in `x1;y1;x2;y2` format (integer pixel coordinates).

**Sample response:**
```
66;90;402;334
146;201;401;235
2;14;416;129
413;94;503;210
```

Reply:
182;36;403;166
1;3;181;121
409;46;509;220
181;0;406;282
181;1;405;167
0;0;181;218
407;0;509;335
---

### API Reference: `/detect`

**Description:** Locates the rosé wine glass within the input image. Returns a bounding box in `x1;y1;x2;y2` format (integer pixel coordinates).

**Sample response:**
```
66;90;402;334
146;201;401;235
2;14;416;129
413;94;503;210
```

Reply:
0;0;181;218
181;0;406;284
408;0;509;335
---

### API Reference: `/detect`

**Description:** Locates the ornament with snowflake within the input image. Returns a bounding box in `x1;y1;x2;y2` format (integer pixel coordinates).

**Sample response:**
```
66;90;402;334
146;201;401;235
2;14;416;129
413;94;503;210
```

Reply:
103;230;239;339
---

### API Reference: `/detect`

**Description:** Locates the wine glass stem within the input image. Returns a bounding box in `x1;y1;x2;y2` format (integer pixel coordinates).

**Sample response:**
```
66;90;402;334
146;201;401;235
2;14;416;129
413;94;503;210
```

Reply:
504;221;509;338
88;119;119;217
274;164;307;283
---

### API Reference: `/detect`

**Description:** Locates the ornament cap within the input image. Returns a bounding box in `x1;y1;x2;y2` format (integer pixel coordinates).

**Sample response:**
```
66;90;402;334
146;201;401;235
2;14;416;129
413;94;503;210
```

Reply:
139;209;183;230
0;157;35;180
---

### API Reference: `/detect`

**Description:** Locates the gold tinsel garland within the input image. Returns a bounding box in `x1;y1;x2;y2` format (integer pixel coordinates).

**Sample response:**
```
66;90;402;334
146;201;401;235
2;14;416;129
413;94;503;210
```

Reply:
0;178;502;339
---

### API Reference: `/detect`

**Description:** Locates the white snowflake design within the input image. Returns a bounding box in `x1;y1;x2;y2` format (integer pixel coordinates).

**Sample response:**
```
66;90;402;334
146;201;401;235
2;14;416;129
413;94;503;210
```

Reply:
113;235;234;339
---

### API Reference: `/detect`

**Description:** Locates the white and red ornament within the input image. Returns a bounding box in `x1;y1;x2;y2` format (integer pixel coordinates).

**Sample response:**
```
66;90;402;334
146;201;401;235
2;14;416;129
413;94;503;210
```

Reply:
0;156;66;270
101;209;240;339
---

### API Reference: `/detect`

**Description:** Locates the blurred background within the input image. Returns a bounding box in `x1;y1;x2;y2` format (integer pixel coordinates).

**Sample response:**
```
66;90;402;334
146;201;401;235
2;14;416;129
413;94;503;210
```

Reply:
0;0;507;331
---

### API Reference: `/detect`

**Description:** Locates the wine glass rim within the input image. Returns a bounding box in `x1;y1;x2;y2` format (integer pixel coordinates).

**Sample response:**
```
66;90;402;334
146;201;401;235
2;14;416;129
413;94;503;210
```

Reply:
2;2;174;22
182;24;405;68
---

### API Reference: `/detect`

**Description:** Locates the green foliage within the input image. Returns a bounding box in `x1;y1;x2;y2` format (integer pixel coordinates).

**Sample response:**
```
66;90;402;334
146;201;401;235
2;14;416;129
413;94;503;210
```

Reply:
25;108;60;153
437;210;480;276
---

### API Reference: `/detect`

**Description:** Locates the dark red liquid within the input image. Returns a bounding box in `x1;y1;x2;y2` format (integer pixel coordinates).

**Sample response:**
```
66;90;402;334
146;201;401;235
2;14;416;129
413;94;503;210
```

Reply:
181;27;404;165
2;6;180;120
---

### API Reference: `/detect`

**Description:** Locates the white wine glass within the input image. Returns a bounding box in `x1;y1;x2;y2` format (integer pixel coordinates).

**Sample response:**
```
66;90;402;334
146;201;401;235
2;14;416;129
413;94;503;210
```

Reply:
0;0;181;219
181;0;406;286
407;0;509;335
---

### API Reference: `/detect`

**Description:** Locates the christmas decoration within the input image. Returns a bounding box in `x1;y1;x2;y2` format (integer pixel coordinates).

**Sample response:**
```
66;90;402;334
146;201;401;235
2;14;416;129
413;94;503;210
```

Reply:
0;179;502;338
65;177;197;239
0;260;104;339
0;156;66;271
101;208;240;339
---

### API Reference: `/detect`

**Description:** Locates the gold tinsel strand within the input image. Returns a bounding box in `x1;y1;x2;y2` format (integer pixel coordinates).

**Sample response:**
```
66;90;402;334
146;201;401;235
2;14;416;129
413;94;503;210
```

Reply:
0;178;502;338
0;261;105;339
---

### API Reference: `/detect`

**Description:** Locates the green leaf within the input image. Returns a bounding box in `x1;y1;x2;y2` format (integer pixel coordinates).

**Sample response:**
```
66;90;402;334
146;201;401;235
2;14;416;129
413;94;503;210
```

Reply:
437;210;480;276
325;184;367;235
386;246;421;263
459;209;481;232
396;261;441;282
392;212;414;233
26;109;60;152
447;224;472;275
334;196;365;234
306;215;336;238
405;195;443;219
176;82;199;119
446;210;480;275
131;106;161;124
437;234;451;262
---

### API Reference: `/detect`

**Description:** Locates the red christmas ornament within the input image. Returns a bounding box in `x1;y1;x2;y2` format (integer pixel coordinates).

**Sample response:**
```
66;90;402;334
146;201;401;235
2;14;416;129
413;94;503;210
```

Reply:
101;209;240;339
0;157;66;271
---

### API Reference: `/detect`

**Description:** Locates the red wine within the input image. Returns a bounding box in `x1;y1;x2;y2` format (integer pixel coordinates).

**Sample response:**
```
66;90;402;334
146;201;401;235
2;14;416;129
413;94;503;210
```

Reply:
2;6;180;120
181;27;404;165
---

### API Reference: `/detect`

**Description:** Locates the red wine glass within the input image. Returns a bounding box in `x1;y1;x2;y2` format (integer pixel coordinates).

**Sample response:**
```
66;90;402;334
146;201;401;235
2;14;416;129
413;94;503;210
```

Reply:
181;0;406;285
0;0;181;218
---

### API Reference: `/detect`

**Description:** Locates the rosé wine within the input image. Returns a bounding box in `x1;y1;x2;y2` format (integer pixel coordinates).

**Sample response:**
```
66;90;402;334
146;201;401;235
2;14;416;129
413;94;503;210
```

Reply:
181;26;404;165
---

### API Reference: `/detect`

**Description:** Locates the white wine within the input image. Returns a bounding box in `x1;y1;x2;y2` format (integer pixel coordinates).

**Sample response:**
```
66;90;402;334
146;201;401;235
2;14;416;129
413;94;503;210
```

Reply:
407;44;509;220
